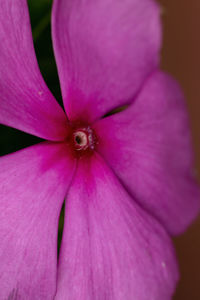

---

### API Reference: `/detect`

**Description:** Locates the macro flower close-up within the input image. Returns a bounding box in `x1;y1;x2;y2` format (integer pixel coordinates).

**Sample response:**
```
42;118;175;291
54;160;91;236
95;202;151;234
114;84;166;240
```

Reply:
0;0;199;299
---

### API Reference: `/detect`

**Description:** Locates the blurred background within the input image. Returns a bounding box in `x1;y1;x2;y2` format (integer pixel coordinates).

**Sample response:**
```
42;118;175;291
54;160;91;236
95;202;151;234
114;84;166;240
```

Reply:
159;1;200;299
0;0;199;299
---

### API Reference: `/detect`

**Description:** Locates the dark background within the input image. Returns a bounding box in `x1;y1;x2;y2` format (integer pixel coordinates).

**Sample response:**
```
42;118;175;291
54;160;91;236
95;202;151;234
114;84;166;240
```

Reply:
159;1;200;299
0;1;199;299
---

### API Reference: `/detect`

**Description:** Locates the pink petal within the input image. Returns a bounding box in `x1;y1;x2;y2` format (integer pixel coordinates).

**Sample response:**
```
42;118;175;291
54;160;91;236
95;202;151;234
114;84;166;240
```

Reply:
94;71;200;235
0;142;76;299
55;154;178;300
52;0;161;122
0;0;68;141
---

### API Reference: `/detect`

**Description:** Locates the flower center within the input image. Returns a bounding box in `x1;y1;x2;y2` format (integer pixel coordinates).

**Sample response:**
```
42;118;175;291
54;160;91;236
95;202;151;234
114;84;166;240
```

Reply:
71;126;96;154
73;130;89;150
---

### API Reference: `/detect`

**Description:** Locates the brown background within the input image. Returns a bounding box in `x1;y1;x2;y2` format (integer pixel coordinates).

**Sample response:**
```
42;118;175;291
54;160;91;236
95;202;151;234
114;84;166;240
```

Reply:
158;0;200;299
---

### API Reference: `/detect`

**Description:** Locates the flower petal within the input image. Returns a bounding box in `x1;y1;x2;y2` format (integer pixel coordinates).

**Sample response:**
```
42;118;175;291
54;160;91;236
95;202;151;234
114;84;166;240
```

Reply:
0;142;76;299
0;0;68;141
52;0;161;122
55;154;178;300
94;71;200;235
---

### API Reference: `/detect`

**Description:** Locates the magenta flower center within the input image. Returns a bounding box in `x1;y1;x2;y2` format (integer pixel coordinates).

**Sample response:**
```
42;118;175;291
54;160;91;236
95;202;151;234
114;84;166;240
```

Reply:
73;128;95;151
68;124;97;157
74;130;88;149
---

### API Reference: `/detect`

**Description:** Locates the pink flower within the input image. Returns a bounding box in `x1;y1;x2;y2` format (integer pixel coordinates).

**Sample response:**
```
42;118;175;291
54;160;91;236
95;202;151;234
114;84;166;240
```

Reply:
0;0;199;299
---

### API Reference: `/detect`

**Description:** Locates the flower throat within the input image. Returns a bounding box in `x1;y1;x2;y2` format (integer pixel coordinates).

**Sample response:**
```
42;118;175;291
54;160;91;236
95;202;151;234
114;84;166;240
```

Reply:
68;123;97;157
